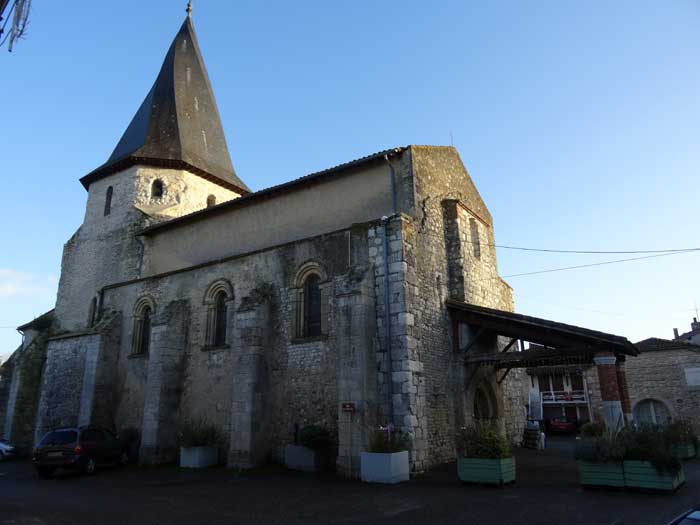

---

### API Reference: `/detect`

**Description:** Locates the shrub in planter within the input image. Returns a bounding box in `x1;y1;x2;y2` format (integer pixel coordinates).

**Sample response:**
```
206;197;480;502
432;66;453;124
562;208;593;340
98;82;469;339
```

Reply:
360;427;410;484
574;428;625;488
178;419;222;468
665;420;698;460
579;421;606;439
622;426;684;491
285;424;331;472
456;424;515;486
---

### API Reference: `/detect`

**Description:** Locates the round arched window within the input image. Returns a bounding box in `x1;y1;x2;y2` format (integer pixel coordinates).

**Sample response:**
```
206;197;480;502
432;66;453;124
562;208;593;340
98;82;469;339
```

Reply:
634;399;671;425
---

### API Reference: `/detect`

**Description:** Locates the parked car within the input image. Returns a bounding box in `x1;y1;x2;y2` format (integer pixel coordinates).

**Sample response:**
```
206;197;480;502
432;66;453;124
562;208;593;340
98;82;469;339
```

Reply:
0;439;17;460
32;426;128;478
549;417;577;434
666;506;700;525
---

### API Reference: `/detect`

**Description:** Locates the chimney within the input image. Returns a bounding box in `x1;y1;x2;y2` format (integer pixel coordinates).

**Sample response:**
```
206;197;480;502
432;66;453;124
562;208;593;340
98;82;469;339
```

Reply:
674;328;680;339
692;317;700;331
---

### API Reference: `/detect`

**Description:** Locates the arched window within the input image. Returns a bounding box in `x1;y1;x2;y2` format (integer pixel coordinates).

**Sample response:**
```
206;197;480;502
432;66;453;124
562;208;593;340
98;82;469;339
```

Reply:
207;195;216;208
634;399;671;426
291;263;328;340
131;297;155;356
213;290;227;346
151;179;164;199
303;274;322;337
104;186;113;216
203;280;232;348
139;307;151;354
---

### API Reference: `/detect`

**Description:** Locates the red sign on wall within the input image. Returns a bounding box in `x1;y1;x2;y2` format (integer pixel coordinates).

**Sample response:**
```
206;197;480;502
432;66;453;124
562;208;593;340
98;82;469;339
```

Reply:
341;402;356;413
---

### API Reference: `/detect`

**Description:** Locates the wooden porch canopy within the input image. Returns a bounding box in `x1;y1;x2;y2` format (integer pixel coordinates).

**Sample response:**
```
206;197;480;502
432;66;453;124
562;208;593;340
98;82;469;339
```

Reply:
446;299;638;370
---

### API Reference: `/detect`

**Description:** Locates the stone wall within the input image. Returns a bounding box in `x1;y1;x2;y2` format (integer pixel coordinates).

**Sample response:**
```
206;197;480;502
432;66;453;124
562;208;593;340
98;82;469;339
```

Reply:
357;146;525;472
101;224;377;470
55;166;239;332
625;349;700;435
34;314;120;444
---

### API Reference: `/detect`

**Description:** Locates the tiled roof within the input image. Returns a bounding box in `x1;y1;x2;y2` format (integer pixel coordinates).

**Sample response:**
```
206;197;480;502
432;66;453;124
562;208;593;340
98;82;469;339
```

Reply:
80;17;249;195
635;337;700;354
446;300;638;356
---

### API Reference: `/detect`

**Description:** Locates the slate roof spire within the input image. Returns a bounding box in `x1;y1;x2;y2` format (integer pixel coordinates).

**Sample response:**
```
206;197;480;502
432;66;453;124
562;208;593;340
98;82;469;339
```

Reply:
81;12;250;195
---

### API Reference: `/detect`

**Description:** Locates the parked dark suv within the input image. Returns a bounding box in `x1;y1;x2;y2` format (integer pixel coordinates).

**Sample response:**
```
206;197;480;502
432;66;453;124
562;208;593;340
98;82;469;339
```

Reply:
33;426;128;478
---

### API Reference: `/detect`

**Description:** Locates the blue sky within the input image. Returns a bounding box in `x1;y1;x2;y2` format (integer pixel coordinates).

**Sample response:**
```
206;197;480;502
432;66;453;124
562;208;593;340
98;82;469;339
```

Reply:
1;1;698;361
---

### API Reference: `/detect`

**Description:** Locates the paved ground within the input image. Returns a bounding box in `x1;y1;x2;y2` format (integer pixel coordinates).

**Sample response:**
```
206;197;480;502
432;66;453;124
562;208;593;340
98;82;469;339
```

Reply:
2;438;698;525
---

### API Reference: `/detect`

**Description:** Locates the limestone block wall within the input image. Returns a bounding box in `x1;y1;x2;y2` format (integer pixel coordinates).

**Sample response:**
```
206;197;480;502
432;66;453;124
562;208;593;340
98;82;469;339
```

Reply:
140;300;189;464
35;334;99;442
55;166;239;333
0;353;19;440
624;350;700;435
102;225;375;468
395;146;523;470
0;337;50;451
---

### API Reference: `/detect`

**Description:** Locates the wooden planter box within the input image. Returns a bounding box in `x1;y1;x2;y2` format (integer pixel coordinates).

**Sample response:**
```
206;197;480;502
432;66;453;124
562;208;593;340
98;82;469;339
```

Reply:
577;461;624;488
360;451;409;484
623;461;685;492
180;446;218;468
285;445;320;472
672;443;697;460
458;457;516;486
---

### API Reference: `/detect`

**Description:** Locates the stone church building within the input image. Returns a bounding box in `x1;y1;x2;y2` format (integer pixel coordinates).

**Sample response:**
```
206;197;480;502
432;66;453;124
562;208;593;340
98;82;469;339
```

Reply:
0;13;639;475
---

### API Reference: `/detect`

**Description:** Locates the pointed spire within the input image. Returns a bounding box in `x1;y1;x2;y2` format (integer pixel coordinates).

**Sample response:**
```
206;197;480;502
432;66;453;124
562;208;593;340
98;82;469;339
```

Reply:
186;1;193;18
81;14;250;195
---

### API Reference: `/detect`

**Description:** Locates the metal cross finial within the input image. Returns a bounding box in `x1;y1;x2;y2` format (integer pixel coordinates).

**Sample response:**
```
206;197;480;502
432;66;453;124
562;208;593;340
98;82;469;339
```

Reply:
186;1;193;18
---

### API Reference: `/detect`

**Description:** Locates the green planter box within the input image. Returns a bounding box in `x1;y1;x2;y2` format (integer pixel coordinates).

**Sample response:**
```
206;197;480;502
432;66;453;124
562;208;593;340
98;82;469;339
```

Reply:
577;461;624;488
623;461;685;492
458;457;515;485
672;443;697;460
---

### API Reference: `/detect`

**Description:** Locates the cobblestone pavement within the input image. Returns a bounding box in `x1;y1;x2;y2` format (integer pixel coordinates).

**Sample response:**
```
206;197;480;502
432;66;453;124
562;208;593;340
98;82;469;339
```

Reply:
2;439;698;525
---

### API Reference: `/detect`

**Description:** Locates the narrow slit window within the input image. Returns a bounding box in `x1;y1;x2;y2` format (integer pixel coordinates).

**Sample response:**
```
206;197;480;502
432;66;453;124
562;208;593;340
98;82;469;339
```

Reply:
213;290;227;346
104;186;113;216
304;274;322;337
151;179;164;199
207;195;216;208
469;218;481;259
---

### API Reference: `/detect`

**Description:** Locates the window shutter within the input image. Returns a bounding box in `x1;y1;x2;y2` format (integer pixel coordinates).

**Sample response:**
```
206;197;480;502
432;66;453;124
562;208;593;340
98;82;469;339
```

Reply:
320;283;330;336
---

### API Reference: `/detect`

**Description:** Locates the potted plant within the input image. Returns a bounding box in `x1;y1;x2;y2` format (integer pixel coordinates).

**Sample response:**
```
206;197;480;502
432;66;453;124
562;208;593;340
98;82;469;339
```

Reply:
574;425;625;488
665;420;698;460
178;418;221;468
360;426;410;484
285;424;331;472
622;425;685;492
456;424;515;486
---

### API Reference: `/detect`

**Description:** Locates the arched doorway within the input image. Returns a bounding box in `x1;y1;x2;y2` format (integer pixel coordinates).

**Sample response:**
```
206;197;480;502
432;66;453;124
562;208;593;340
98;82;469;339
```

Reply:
633;399;671;425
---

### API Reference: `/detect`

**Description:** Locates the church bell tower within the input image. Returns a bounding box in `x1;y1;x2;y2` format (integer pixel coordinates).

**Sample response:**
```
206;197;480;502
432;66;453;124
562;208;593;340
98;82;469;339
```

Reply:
53;7;249;332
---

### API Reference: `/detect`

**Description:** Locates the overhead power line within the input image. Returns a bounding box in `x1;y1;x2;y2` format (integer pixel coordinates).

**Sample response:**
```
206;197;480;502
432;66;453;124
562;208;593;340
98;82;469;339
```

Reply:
490;244;700;255
501;249;699;279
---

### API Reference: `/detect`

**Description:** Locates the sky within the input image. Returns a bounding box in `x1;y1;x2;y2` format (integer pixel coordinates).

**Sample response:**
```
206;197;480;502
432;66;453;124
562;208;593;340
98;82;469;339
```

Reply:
0;1;698;361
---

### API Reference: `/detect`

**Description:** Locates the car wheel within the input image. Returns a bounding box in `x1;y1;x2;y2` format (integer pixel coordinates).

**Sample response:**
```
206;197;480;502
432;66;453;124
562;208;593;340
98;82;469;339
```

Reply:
83;457;97;476
118;451;129;466
37;467;55;479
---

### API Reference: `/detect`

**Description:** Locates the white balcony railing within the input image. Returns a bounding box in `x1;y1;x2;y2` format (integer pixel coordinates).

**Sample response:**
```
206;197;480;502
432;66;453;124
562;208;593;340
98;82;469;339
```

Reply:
541;390;587;404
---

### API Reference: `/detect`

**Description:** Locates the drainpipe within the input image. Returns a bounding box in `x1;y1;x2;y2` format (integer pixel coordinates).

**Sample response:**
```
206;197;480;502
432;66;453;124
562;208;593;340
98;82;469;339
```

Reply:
381;215;394;427
382;154;398;428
